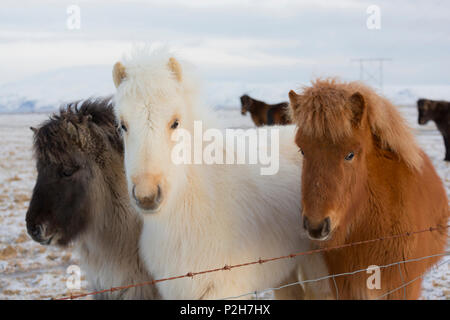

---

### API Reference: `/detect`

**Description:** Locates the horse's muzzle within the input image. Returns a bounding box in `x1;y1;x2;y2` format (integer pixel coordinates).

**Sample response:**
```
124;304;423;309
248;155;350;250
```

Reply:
418;118;427;125
303;216;331;241
132;184;163;213
27;223;54;245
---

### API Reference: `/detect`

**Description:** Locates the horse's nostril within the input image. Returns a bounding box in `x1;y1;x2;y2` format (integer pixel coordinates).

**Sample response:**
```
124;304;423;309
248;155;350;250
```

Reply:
156;185;162;203
304;216;331;240
303;216;310;231
132;184;163;212
29;224;41;238
132;184;137;201
322;217;331;237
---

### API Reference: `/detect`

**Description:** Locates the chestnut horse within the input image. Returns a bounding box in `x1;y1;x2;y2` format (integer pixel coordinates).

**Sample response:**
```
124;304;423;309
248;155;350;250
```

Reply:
289;79;449;299
240;95;291;126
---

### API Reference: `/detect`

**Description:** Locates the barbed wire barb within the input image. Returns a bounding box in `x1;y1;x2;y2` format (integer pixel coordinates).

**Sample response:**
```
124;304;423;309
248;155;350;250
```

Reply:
56;225;449;300
221;252;449;300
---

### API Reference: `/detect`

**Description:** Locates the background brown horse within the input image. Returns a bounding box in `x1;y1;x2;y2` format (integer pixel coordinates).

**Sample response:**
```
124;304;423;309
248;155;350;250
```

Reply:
289;79;449;299
267;104;292;126
417;98;450;161
240;94;291;126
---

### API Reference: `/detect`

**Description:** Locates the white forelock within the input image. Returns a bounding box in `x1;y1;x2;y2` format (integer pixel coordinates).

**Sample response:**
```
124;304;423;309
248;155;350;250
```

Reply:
116;44;200;110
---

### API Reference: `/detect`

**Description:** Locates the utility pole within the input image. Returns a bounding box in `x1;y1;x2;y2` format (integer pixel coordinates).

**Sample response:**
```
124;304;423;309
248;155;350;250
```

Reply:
351;58;391;91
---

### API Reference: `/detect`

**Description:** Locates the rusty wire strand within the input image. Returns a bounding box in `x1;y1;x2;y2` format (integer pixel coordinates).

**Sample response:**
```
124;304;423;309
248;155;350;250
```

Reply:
57;224;449;300
220;251;449;300
375;258;449;300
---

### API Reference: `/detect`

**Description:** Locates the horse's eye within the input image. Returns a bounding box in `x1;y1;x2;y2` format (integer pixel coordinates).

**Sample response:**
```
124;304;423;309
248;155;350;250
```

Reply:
62;167;77;177
299;148;304;155
345;152;355;161
171;119;179;129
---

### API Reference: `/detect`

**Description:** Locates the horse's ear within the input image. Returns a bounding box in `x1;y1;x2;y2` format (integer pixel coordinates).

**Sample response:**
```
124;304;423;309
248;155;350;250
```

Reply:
168;57;182;82
112;62;127;88
65;120;79;141
349;92;366;127
82;114;93;124
288;90;301;110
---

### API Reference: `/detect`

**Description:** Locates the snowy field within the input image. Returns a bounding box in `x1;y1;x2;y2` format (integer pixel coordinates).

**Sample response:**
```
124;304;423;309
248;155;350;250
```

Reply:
0;104;448;300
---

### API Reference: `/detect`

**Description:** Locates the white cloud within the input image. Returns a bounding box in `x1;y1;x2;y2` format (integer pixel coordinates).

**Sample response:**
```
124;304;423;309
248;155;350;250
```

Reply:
0;37;314;84
0;0;449;85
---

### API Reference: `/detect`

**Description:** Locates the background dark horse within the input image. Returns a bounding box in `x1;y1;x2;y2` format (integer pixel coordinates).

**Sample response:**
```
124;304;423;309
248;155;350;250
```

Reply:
240;94;291;126
417;98;450;161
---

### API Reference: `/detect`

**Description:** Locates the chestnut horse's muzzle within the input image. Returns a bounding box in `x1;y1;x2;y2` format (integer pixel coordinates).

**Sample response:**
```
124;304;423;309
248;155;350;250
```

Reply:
303;216;331;241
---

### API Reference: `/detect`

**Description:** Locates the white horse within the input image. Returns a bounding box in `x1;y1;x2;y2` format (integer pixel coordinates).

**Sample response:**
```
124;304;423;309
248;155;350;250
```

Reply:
112;47;331;299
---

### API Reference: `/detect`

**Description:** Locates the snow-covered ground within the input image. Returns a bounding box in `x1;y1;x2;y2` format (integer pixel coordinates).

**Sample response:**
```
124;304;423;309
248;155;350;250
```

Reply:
0;113;89;299
0;103;448;300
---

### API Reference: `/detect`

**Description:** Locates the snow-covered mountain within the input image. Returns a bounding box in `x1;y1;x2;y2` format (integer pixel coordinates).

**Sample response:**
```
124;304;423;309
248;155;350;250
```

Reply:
383;86;450;106
0;66;114;113
1;65;449;113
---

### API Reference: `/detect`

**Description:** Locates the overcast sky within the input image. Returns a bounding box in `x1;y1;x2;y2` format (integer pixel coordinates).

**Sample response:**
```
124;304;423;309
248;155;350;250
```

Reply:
1;0;449;86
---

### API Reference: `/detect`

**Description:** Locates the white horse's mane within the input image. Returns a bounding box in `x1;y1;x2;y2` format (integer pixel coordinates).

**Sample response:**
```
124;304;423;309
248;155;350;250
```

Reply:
117;45;201;111
115;45;224;130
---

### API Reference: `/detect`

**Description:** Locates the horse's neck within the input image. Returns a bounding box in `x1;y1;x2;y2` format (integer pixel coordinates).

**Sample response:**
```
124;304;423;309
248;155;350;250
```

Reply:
354;151;412;237
181;164;215;206
272;102;288;109
103;190;141;251
162;165;221;229
249;100;264;112
80;172;142;265
432;104;450;127
78;203;143;289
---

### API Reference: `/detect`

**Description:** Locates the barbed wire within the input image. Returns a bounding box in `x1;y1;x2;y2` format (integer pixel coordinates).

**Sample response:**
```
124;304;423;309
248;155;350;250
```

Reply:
220;252;449;300
375;258;449;300
57;224;449;300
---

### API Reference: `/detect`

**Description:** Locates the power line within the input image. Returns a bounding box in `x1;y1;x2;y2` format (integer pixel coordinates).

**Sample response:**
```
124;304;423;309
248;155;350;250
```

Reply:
351;58;392;91
57;225;449;300
220;252;449;300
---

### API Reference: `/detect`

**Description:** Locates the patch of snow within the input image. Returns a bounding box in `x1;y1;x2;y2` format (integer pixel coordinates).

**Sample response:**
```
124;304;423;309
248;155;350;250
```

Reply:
0;66;114;113
0;88;448;300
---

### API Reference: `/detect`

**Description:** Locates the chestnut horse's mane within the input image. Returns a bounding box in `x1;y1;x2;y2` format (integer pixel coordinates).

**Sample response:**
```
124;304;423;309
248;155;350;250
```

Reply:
291;78;423;171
